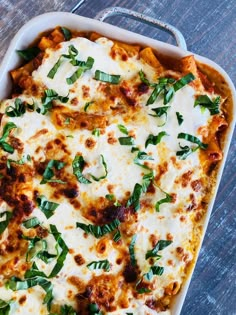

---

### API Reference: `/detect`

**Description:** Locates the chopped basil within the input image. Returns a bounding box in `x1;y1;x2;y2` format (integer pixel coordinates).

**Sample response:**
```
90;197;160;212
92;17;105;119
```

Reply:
0;298;12;315
113;229;121;242
136;288;152;294
7;155;28;169
60;27;72;40
22;235;46;262
0;211;12;234
114;200;121;207
155;189;172;212
95;70;121;84
76;219;120;238
40;159;66;184
176;112;184;125
92;128;100;137
5;98;26;117
48;224;69;278
48;304;77;315
146;78;175;106
7;275;53;310
145;131;168;148
129;235;137;266
126;183;143;211
176;133;208;159
150;106;170;126
38;89;69;115
118;124;128;135
145;73;194;106
151;106;170;118
36;195;59;218
146;240;173;259
17;47;40;61
88;303;103;315
22;217;41;229
131;147;139;153
64;117;70;125
178;132;208;149
143;266;164;281
24;261;47;278
37;251;57;264
163;73;195;105
147;84;164;106
118;136;135;146
90;155;108;181
72;155;91;184
176;144;197;159
84;101;94;112
47;57;64;79
87;259;110;272
105;194;115;201
0;122;17;154
133;151;154;169
173;73;195;92
194;95;221;115
142;171;154;193
62;45;78;61
47;44;78;79
66;56;94;84
139;70;155;87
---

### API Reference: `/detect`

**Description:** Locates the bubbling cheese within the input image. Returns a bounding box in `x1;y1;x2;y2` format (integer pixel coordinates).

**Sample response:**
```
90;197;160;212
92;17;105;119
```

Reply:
0;32;219;315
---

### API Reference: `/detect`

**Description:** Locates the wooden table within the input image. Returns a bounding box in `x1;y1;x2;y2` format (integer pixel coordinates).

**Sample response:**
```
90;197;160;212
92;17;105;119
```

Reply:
0;0;235;314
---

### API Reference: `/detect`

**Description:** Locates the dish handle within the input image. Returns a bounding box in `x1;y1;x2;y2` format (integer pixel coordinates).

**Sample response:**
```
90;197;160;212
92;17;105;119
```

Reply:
93;6;187;50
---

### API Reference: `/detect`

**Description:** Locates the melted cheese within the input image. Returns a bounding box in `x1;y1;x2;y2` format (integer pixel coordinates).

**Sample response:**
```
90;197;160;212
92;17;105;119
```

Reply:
0;35;218;315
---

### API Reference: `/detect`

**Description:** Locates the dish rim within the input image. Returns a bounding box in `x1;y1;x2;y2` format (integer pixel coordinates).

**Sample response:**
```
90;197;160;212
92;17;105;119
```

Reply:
0;11;235;315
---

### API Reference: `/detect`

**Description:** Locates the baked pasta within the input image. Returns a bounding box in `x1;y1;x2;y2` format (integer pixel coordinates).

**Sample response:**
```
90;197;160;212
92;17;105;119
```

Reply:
0;26;232;315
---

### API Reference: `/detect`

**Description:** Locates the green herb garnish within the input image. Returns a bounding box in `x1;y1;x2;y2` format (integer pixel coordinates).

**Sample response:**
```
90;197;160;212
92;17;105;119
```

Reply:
118;136;135;146
38;89;69;115
176;132;208;159
36;195;59;218
194;95;220;115
84;101;94;112
66;56;94;84
0;298;12;315
126;183;143;211
155;189;172;212
17;47;40;61
87;259;110;272
22;217;41;229
146;240;172;259
95;70;121;84
145;131;168;148
0;211;12;234
129;235;137;266
40;159;66;184
72;155;91;184
60;27;72;40
0;122;17;154
176;112;184;125
5;98;26;117
118;124;128;135
76;219;120;238
92;128;100;137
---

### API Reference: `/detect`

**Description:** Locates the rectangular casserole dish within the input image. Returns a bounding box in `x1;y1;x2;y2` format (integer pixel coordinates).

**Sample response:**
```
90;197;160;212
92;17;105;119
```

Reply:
0;10;235;315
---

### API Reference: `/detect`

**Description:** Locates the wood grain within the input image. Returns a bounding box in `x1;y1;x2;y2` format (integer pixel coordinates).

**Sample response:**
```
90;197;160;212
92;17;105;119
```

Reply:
0;0;235;314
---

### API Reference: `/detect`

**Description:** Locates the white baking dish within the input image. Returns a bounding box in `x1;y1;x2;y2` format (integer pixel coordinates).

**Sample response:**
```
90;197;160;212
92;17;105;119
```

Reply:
0;10;235;315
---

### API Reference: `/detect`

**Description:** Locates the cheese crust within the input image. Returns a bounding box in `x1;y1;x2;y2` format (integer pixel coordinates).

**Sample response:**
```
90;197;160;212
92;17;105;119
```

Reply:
0;27;231;315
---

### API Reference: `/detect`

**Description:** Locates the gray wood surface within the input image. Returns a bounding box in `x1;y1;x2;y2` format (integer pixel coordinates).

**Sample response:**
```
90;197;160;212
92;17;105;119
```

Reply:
0;0;235;314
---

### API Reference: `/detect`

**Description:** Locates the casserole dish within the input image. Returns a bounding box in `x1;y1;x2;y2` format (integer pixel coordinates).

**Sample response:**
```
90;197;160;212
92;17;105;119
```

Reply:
0;7;235;315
